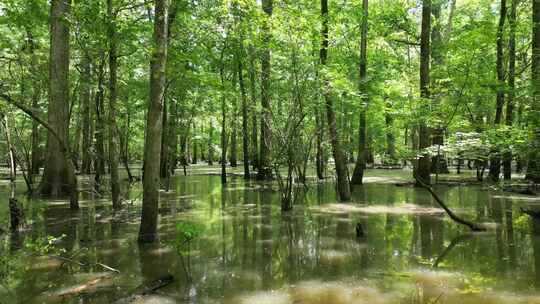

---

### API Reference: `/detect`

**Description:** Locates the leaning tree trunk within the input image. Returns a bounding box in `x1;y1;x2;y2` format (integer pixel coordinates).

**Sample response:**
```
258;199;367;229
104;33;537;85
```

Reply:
528;0;540;183
40;0;77;206
139;0;169;243
257;0;273;180
351;0;369;185
415;0;432;186
489;0;507;182
321;0;351;201
107;0;121;209
504;0;516;180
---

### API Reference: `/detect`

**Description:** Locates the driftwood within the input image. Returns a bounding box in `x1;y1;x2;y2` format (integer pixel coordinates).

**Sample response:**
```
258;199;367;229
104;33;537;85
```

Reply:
433;234;473;267
113;274;174;304
414;176;486;231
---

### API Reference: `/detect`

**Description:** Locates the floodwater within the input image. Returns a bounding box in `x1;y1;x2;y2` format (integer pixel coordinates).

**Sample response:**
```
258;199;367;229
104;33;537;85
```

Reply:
1;169;540;303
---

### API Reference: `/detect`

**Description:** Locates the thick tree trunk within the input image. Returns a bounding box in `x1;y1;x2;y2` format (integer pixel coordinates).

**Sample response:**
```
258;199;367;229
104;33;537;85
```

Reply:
528;0;540;182
415;0;432;186
490;0;507;182
107;0;121;208
321;0;351;201
351;0;369;185
139;0;169;243
504;0;517;180
40;0;76;201
257;0;273;180
430;2;449;175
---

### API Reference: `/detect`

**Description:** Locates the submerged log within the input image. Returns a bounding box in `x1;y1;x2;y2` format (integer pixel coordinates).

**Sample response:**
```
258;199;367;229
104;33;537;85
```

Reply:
113;274;174;303
414;176;486;231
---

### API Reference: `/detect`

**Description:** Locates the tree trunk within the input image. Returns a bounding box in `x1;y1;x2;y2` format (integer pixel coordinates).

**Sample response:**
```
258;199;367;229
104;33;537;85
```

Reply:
160;97;170;178
27;30;41;178
107;0;121;209
238;42;251;179
248;44;259;171
384;99;396;163
81;53;92;174
257;0;273;180
351;0;369;185
321;0;351;201
139;0;169;243
40;0;76;201
504;0;516;180
490;0;507;182
229;98;238;167
415;0;432;186
208;123;214;165
430;1;449;175
94;59;106;188
528;0;540;183
315;107;324;179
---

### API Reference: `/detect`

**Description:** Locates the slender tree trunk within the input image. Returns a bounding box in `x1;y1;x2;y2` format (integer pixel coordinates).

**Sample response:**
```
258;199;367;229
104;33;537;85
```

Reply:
160;97;170;178
257;0;273;180
321;0;351;200
385;99;396;163
415;0;432;186
220;56;227;184
528;0;540;182
238;43;251;179
208;123;214;165
351;0;369;185
107;0;121;208
27;30;41;178
40;0;77;205
248;45;259;171
81;53;92;174
315;107;324;179
229;98;238;167
139;0;169;243
95;59;106;187
490;0;507;182
504;0;517;180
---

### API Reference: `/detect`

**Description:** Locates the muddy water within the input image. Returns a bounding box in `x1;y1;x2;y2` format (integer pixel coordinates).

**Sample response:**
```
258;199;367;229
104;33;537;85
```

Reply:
1;171;540;303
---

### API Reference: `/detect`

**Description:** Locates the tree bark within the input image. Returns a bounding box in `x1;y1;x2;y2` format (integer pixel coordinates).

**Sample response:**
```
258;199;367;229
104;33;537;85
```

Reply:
351;0;369;185
81;52;92;174
107;0;121;208
490;0;507;182
94;58;106;187
257;0;273;180
238;40;251;179
321;0;351;201
415;0;432;186
139;0;169;243
27;29;41;178
528;0;540;182
40;0;75;200
504;0;517;180
248;45;259;171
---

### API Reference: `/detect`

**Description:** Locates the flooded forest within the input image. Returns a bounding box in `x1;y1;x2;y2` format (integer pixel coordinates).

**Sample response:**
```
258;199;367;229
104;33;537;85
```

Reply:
1;0;540;303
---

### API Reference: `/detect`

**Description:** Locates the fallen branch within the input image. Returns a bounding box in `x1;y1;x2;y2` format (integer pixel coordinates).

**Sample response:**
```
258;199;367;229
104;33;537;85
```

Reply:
433;234;473;267
414;176;486;231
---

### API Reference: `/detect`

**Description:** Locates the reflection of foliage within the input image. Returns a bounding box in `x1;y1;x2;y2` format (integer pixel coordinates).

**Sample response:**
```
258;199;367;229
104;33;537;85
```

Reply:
172;221;203;256
171;221;203;282
23;234;66;255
